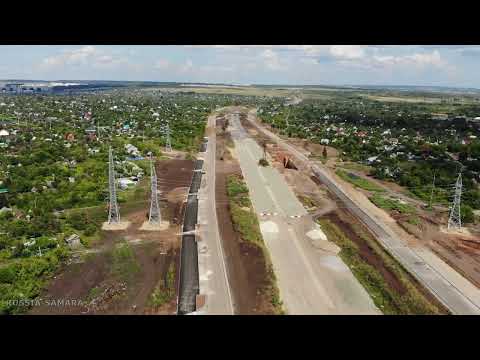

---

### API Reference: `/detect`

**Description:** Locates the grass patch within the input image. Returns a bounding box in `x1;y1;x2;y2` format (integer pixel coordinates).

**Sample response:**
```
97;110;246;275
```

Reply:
258;158;269;167
148;260;176;308
110;241;140;283
227;175;249;197
370;194;416;214
340;162;374;173
226;174;283;314
297;194;318;209
227;175;263;246
0;245;70;314
318;218;445;315
406;217;421;226
336;169;385;192
86;285;102;302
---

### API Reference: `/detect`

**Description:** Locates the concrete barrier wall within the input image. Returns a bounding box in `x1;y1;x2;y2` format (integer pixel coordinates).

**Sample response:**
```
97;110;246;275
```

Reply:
177;153;205;314
189;172;202;194
183;195;199;233
194;159;204;171
177;234;200;314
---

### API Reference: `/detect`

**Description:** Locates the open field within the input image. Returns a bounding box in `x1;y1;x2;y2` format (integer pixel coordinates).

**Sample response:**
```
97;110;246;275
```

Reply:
160;86;333;100
361;93;480;105
364;94;444;104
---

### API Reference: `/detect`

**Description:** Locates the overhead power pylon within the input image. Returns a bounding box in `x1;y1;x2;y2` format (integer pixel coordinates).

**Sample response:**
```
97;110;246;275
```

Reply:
447;172;462;230
107;146;120;224
148;155;161;224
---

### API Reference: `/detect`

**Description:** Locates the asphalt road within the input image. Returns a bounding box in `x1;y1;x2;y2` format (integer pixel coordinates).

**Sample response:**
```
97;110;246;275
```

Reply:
247;108;480;315
230;111;380;315
196;114;235;315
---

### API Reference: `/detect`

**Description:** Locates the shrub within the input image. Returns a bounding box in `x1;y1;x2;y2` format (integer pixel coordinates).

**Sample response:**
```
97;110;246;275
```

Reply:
258;158;269;167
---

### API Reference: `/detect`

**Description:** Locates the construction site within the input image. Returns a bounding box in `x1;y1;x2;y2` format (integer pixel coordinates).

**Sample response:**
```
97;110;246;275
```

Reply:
29;154;195;315
233;106;480;314
24;106;480;316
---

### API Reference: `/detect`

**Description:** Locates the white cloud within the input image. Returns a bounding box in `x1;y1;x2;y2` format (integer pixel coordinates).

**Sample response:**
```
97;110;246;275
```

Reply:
371;50;446;68
330;45;366;60
42;46;97;68
40;46;131;71
261;49;287;71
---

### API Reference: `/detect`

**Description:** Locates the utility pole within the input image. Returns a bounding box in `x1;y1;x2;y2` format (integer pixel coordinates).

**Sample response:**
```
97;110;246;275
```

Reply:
165;123;172;152
447;172;462;230
107;146;120;224
148;154;161;224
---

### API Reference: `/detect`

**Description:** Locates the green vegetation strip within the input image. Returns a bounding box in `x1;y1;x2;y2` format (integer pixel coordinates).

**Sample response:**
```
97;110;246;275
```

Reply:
109;241;140;283
318;218;445;315
369;194;416;214
369;193;420;225
0;246;69;314
148;260;176;308
226;174;283;314
336;169;385;192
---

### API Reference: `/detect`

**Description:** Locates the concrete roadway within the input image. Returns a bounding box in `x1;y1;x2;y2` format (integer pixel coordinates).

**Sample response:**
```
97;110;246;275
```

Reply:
196;114;234;315
229;112;380;315
246;108;480;315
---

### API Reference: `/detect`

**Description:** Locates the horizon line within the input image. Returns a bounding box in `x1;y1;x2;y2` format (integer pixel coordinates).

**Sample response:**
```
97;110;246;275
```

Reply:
0;79;479;91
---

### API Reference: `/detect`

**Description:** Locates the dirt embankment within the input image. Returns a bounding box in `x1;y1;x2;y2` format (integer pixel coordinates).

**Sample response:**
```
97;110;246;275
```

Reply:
321;211;407;295
30;159;194;315
215;120;278;314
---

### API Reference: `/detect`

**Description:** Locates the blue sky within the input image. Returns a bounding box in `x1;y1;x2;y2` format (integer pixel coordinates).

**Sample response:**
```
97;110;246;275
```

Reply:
1;45;480;88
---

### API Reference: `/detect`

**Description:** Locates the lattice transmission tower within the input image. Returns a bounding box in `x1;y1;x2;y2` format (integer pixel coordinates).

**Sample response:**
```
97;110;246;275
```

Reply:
447;172;462;230
148;155;161;224
107;146;120;224
165;123;172;152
